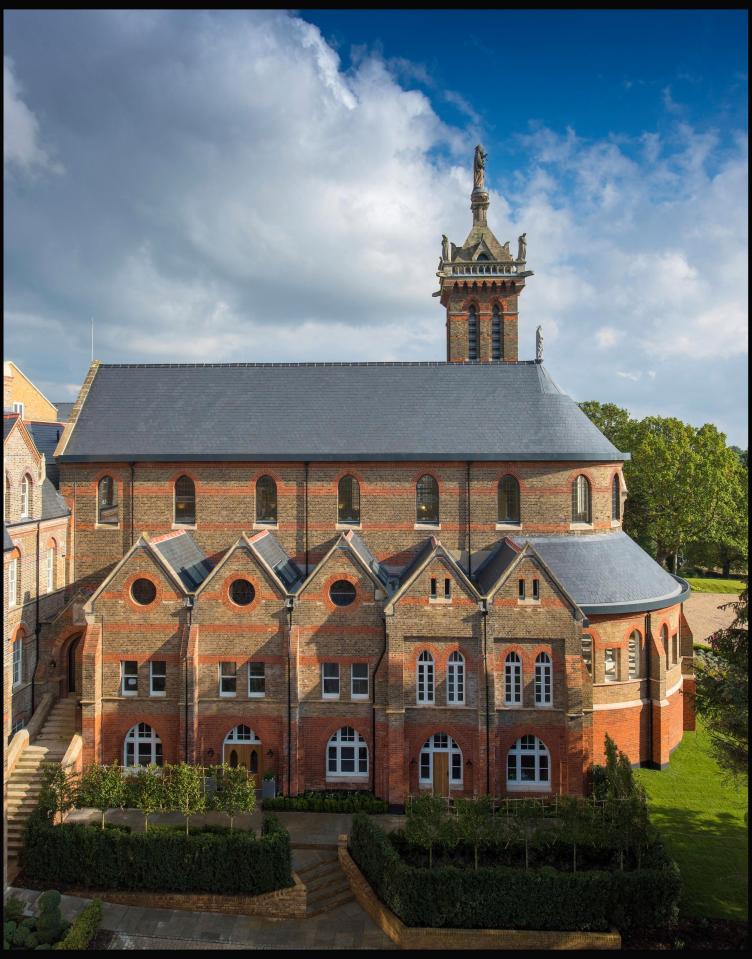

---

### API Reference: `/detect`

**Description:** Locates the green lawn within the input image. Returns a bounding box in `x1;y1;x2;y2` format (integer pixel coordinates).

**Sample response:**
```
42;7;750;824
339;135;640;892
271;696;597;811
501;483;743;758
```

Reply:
685;577;746;594
635;720;748;920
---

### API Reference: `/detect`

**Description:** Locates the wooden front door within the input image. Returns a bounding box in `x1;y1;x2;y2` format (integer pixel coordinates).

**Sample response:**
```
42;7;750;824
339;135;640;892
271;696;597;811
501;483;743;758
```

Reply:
433;752;449;797
223;744;263;775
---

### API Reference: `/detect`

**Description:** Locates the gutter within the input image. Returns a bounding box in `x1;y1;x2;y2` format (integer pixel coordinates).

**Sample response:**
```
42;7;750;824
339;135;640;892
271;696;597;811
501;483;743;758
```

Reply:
130;462;135;548
466;461;472;578
371;615;389;797
286;596;294;796
644;611;653;767
304;462;309;578
481;599;490;794
31;520;41;714
184;596;194;762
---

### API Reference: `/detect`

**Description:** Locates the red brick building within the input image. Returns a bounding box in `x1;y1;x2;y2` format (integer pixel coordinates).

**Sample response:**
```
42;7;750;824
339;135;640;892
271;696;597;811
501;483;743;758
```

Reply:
45;152;694;806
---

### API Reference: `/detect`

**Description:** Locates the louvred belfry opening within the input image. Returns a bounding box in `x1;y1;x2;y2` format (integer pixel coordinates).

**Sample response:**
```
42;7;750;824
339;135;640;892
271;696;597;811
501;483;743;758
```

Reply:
437;145;533;363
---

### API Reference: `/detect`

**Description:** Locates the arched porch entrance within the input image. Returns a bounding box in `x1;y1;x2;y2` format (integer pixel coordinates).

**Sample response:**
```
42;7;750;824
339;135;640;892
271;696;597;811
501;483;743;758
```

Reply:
223;725;263;775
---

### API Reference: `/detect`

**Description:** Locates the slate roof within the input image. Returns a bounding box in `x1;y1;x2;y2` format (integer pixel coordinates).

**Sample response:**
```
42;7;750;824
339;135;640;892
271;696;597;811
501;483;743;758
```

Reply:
55;402;75;423
4;525;13;552
150;532;213;591
505;532;686;614
471;538;521;595
41;478;70;521
27;421;65;488
347;531;392;590
59;362;627;462
251;530;304;591
4;414;18;441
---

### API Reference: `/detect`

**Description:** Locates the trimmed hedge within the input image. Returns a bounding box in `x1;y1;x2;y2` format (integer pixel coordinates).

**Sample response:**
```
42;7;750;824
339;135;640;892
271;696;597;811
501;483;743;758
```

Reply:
54;900;102;951
349;814;681;934
263;791;388;813
22;811;292;896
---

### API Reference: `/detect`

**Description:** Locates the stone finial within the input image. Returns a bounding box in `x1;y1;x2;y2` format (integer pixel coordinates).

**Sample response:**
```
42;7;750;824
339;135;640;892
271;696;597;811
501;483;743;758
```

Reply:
473;144;487;190
536;325;544;362
518;233;527;262
441;234;449;261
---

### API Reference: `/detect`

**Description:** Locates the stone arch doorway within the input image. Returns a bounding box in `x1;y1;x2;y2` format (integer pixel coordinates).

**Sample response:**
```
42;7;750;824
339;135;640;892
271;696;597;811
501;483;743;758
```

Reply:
65;633;83;696
223;725;263;775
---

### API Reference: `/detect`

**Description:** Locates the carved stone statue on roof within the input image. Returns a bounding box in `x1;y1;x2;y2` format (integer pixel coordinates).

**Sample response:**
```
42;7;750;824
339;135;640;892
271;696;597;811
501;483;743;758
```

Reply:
473;144;487;190
536;325;544;362
518;232;527;262
441;234;450;261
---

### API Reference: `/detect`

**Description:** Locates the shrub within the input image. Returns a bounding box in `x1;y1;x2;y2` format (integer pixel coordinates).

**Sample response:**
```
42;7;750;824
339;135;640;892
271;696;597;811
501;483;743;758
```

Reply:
22;808;293;896
349;814;680;934
54;900;102;951
262;791;388;813
4;895;24;923
36;891;67;945
76;762;126;830
211;763;257;829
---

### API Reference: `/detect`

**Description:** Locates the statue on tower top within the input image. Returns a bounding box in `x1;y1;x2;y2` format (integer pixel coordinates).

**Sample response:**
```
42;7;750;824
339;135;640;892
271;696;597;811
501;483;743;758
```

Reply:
473;144;487;190
536;325;544;362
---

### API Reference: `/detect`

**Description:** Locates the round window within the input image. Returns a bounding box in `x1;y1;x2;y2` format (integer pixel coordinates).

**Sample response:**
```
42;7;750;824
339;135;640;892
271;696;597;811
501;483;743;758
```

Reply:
131;578;157;606
230;579;255;606
330;580;356;607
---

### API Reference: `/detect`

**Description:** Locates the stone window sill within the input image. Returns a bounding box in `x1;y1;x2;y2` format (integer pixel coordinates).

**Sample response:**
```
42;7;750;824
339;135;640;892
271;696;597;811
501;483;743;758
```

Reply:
496;522;522;531
95;524;121;531
569;522;593;531
507;782;551;792
335;523;362;530
414;523;441;530
610;519;621;528
172;523;197;531
253;522;278;530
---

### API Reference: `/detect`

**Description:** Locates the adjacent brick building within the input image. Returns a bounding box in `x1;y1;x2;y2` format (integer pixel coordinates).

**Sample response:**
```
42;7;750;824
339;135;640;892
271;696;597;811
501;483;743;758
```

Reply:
41;151;694;806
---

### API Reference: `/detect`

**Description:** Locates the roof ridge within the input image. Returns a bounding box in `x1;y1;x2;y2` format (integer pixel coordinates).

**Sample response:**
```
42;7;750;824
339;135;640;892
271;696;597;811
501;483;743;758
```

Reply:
97;361;542;369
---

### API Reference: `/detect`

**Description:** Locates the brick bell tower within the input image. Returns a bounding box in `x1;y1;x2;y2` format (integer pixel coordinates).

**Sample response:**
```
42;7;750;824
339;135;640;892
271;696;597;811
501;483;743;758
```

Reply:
437;145;533;362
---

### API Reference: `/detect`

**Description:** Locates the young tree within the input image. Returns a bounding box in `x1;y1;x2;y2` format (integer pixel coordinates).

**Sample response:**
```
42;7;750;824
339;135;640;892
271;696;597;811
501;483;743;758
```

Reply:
454;795;495;871
405;793;451;869
132;763;167;832
39;764;76;824
77;762;126;829
694;588;749;782
164;763;207;836
212;763;257;830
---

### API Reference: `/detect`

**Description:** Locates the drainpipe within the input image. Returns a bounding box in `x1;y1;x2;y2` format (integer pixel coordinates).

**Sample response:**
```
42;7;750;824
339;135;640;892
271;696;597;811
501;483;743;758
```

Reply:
481;599;490;794
31;519;42;714
286;596;294;796
129;462;136;548
372;615;389;796
644;612;653;767
184;595;194;762
466;461;472;578
304;462;309;578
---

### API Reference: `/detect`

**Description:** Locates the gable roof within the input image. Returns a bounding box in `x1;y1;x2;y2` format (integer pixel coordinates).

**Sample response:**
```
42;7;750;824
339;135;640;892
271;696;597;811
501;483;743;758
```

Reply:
4;415;42;465
249;530;304;592
41;478;69;521
26;421;65;487
85;534;190;609
57;362;627;463
297;529;393;599
471;537;521;595
150;531;213;591
385;536;480;612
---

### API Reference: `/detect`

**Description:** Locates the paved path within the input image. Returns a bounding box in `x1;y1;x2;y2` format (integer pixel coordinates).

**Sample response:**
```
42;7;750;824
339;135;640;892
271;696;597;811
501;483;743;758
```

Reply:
683;592;739;645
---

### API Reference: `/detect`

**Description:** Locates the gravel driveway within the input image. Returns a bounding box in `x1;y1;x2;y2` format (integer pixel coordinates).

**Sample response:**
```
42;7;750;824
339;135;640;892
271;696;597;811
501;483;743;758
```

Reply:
683;592;740;645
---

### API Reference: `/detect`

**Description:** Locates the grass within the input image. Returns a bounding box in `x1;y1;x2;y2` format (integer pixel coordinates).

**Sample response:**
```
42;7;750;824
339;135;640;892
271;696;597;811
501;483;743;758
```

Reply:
684;577;746;594
635;719;748;921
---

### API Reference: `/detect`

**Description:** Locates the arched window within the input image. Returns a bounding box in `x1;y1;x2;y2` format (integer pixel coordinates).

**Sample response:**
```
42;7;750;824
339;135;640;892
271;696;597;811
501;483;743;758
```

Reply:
507;735;550;789
124;722;163;767
660;624;669;665
498;475;521;523
419;733;463;787
47;542;56;594
468;305;478;360
416;474;439;525
20;475;31;518
492;305;502;360
628;629;641;679
4;474;10;522
174;475;196;525
534;652;552;706
256;475;277;524
98;475;118;525
417;651;434;704
504;651;522;706
337;475;360;525
327;726;368;778
572;475;591;524
224;724;260;743
611;474;621;521
12;634;24;687
8;556;19;608
447;651;465;705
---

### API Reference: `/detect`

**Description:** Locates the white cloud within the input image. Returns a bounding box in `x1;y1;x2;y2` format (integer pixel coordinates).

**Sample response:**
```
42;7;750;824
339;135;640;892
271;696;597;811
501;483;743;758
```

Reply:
595;326;624;348
617;371;641;381
3;56;61;174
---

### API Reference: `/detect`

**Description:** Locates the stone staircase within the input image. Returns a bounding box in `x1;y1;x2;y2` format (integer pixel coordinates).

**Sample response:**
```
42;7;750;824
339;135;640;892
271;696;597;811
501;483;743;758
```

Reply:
6;698;78;875
298;855;355;916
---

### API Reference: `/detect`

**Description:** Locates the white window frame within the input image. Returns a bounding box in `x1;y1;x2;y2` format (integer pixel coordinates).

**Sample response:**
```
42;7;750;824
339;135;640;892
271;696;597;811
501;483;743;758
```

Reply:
604;648;619;682
416;651;434;704
504;652;522;706
121;660;138;696
322;663;340;699
507;735;551;791
351;663;369;699
13;401;25;417
219;661;237;697
225;724;261;744
150;660;167;697
8;558;18;608
419;733;463;786
534;652;552;707
12;638;23;687
20;476;30;518
124;722;163;768
447;651;465;705
582;634;593;675
327;726;368;779
47;546;55;593
248;661;266;698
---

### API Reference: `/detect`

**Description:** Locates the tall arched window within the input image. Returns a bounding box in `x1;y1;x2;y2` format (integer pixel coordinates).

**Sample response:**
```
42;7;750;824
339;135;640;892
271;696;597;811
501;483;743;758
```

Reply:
492;305;502;360
572;475;591;523
419;733;463;787
255;475;277;524
4;474;10;522
660;624;669;665
337;475;360;524
507;735;550;789
416;474;439;525
417;651;434;704
20;475;31;518
47;542;56;594
12;634;24;687
534;652;552;706
498;475;521;523
327;726;368;778
447;651;465;705
174;475;196;525
468;305;478;360
504;651;522;706
8;556;19;608
98;475;118;525
628;629;641;679
124;722;163;767
611;474;621;521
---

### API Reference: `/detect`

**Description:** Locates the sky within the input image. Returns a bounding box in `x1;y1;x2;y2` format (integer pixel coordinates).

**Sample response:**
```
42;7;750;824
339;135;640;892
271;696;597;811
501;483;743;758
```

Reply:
4;9;748;446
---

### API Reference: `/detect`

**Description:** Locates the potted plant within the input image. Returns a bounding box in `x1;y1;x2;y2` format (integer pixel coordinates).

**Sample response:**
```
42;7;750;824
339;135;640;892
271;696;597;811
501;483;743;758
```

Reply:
262;771;276;800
